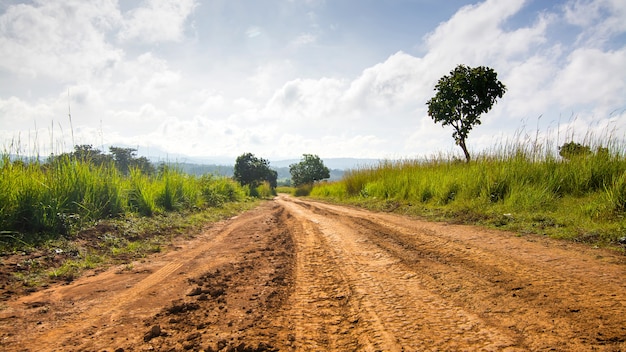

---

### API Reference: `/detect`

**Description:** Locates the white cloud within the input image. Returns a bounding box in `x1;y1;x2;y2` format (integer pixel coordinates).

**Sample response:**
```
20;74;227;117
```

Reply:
343;52;426;112
248;61;297;98
265;77;347;123
0;0;122;81
424;0;548;68
107;104;169;135
118;0;197;43
0;96;56;130
500;54;558;117
553;48;626;109
563;0;626;45
106;52;181;102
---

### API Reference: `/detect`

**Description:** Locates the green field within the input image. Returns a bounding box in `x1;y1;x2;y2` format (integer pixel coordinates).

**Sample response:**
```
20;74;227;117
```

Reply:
310;136;626;248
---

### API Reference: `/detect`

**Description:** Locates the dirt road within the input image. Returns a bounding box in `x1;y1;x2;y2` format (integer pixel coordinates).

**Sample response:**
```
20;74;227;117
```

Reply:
1;195;625;351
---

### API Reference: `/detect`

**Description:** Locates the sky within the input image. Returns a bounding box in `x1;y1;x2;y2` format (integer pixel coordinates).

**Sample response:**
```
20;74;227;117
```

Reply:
1;0;625;163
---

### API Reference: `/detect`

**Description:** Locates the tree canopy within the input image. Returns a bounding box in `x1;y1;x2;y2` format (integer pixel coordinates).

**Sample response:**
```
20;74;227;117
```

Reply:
233;152;277;189
48;144;155;175
426;64;506;162
289;154;330;187
559;142;592;160
109;146;155;176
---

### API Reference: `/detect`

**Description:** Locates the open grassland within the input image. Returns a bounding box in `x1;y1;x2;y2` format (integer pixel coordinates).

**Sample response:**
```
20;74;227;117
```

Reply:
311;137;626;249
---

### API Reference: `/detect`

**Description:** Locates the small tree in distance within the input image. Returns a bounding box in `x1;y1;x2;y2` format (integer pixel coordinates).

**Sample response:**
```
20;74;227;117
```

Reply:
289;154;330;187
559;142;592;160
427;64;506;162
233;152;276;190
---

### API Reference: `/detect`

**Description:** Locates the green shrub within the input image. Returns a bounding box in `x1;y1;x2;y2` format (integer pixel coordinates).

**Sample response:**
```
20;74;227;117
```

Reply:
294;184;313;197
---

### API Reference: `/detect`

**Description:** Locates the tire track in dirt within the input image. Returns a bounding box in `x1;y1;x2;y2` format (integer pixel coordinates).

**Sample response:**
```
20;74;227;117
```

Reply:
279;197;518;351
284;197;626;351
276;213;363;350
0;203;292;351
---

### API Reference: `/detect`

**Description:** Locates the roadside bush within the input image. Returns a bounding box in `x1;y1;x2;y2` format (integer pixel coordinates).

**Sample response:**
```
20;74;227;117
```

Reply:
294;184;313;197
255;181;276;198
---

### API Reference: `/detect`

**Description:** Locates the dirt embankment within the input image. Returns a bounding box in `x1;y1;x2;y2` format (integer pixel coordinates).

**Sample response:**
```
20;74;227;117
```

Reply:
1;196;625;351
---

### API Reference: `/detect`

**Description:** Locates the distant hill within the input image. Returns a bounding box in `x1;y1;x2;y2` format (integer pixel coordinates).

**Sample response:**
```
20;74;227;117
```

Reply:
157;157;378;181
162;162;345;182
161;162;235;177
270;158;380;170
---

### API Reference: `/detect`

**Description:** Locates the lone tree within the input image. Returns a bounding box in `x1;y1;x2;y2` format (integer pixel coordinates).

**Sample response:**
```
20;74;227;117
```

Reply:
289;154;330;187
233;152;276;189
427;64;506;162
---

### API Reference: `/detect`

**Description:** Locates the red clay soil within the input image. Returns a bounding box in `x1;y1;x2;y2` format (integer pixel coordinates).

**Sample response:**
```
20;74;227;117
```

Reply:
1;195;625;351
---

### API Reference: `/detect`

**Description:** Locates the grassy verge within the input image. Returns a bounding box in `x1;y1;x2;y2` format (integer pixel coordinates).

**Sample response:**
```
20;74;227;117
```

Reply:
310;139;626;251
3;200;260;293
0;152;262;294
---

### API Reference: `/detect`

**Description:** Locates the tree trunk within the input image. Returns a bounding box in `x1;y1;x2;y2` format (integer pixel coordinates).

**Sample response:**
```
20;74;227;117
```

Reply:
459;138;471;162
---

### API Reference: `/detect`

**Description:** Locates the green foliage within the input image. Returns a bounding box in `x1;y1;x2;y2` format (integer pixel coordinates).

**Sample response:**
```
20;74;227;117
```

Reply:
70;144;113;165
233;153;277;190
109;146;155;176
427;65;506;162
605;173;626;213
128;168;158;216
199;175;245;206
559;141;592;160
48;253;103;281
275;186;294;194
294;184;313;197
255;181;277;199
289;154;331;187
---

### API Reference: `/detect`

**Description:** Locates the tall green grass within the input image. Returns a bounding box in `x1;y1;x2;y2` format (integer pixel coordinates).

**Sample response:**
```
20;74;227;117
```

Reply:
311;135;626;245
0;154;246;247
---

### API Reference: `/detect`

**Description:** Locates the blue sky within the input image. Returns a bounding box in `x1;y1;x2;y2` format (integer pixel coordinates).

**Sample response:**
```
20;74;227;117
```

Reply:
1;0;625;162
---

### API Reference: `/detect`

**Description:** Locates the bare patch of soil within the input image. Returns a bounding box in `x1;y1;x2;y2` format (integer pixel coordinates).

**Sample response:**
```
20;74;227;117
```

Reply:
1;196;625;351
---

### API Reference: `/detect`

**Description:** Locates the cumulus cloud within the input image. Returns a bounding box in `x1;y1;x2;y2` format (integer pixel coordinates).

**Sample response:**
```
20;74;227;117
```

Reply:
553;48;626;108
0;0;122;81
563;0;626;46
424;0;535;65
342;52;426;112
265;77;346;122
